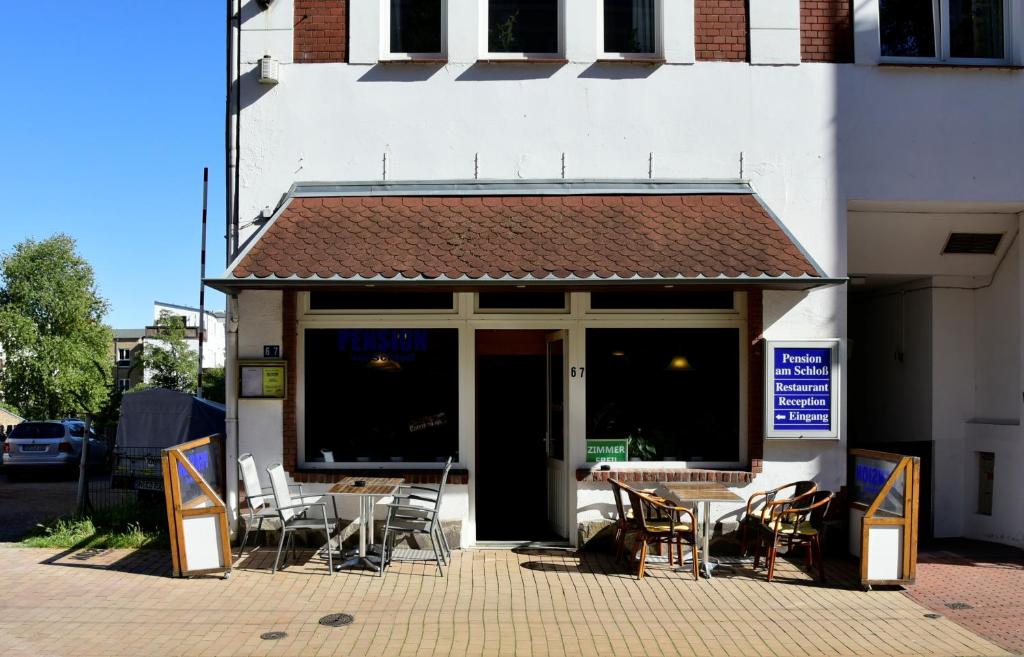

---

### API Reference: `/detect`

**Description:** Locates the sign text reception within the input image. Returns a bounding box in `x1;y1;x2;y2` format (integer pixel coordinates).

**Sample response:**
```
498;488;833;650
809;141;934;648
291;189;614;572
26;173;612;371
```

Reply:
765;340;840;439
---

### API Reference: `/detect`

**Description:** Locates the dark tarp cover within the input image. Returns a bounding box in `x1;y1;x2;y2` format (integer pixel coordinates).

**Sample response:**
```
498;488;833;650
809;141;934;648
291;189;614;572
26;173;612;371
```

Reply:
116;388;226;449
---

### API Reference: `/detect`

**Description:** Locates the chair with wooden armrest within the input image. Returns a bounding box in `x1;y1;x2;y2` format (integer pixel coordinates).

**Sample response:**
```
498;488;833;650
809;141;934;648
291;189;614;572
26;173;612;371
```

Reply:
754;490;834;582
625;488;700;580
609;479;686;562
739;480;817;555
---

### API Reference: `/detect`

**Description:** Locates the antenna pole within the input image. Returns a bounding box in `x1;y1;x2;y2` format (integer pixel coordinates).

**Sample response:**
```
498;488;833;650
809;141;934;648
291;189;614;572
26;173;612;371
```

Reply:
198;167;209;398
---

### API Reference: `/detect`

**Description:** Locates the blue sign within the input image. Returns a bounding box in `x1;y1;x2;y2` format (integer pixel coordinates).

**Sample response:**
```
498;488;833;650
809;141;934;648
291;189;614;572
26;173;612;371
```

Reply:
768;344;835;436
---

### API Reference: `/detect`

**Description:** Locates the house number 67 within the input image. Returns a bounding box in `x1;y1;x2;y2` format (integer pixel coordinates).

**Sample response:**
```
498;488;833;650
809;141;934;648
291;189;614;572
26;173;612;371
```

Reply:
570;367;584;378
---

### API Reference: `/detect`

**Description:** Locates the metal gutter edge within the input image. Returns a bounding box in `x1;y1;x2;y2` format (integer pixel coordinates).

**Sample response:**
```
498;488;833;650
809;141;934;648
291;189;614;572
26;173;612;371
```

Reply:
204;275;848;293
289;179;753;198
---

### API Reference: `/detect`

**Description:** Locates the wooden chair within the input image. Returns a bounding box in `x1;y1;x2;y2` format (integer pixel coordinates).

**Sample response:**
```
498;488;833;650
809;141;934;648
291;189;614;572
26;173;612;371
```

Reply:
609;479;681;562
754;490;834;582
625;487;700;580
739;480;817;555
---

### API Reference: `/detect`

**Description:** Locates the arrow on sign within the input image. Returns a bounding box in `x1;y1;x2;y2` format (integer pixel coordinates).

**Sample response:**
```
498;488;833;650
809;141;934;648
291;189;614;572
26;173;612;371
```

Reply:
775;414;786;420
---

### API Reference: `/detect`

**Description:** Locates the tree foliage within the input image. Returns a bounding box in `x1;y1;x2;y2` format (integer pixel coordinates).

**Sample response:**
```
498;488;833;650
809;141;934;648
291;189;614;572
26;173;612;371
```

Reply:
138;311;198;393
0;235;112;419
201;367;225;404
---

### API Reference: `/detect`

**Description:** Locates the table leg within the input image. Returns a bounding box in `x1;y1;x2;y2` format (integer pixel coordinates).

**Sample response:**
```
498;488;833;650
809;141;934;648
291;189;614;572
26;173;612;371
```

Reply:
702;501;712;579
367;497;375;548
358;496;368;558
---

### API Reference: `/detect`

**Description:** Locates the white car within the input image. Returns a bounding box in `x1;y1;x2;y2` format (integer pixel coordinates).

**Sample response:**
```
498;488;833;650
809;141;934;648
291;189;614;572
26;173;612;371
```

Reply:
2;420;108;471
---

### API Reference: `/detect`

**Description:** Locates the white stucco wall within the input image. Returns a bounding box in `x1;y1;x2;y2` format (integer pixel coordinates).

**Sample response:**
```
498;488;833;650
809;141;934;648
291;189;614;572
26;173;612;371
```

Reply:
230;0;1024;546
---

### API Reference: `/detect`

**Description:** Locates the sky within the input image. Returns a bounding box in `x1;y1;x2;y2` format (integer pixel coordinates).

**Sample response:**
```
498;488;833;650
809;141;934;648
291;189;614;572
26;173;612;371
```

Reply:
0;3;226;328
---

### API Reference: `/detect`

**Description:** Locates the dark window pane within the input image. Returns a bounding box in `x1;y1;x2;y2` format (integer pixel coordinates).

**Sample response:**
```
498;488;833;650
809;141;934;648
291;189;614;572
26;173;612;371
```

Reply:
604;0;656;53
478;291;567;310
879;0;936;57
950;0;1003;58
10;422;65;439
586;329;740;462
305;329;459;462
590;291;734;310
310;291;454;310
488;0;559;53
391;0;442;54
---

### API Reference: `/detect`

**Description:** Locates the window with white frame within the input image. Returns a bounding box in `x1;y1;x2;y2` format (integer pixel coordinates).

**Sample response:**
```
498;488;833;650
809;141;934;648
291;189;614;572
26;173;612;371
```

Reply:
118;379;130;392
388;0;444;56
117;348;131;363
486;0;561;55
879;0;1009;62
601;0;659;57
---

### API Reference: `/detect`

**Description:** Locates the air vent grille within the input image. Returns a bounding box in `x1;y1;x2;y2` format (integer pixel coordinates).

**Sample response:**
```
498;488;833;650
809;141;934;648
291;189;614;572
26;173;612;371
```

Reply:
942;232;1003;255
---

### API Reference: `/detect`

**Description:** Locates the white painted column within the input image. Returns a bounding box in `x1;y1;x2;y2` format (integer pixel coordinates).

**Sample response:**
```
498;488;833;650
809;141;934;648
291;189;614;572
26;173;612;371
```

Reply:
852;0;881;65
749;0;801;65
349;0;381;64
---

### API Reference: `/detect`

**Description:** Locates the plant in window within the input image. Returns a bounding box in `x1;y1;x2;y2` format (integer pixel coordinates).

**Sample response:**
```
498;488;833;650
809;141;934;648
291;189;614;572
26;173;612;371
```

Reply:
493;11;519;52
627;431;656;461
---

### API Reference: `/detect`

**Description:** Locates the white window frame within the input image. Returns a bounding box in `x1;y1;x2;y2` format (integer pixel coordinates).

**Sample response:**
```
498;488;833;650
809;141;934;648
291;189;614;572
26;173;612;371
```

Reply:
117;348;131;362
380;0;448;61
302;290;459;315
596;0;665;61
879;0;1012;65
473;291;570;314
480;0;566;60
118;379;130;392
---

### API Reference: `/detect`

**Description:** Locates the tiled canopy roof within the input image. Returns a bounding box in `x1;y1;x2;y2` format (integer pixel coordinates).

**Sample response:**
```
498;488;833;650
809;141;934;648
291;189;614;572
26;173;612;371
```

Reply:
228;191;822;283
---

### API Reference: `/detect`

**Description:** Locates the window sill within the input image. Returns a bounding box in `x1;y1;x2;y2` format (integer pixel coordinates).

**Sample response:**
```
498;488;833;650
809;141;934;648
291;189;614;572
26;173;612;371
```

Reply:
476;58;568;65
595;58;665;66
378;58;448;65
292;467;468;485
576;466;754;484
879;62;1022;71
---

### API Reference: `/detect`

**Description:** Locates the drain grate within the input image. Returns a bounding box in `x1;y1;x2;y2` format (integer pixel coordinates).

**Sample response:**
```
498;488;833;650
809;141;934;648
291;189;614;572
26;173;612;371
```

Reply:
319;613;355;627
945;602;974;610
260;631;287;640
924;613;942;620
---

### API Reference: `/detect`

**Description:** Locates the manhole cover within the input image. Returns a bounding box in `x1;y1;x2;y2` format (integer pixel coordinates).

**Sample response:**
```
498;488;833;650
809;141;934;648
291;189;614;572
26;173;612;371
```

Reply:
945;602;974;610
319;613;355;627
924;613;943;620
260;631;287;640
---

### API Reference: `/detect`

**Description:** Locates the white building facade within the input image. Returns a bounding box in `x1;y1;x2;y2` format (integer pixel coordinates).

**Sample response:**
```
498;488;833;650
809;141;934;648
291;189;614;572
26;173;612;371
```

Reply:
211;0;1024;549
152;301;227;370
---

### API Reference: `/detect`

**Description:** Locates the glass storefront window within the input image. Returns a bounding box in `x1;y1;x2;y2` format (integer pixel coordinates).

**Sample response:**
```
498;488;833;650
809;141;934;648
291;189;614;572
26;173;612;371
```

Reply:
304;328;459;463
586;328;740;462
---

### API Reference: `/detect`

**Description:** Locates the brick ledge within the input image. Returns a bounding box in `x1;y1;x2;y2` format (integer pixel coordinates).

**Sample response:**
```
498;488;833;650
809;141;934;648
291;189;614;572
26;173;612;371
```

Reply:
577;467;754;484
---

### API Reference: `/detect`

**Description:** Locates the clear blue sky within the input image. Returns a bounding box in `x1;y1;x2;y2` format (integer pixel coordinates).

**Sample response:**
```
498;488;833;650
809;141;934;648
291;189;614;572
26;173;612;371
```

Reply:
0;3;225;328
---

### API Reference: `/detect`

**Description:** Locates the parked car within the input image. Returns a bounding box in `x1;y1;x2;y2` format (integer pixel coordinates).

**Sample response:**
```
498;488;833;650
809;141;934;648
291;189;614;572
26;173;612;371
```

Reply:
2;420;109;472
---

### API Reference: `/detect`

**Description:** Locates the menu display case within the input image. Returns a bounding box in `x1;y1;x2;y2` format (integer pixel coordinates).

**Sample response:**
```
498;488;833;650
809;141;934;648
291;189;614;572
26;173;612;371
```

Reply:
848;449;921;588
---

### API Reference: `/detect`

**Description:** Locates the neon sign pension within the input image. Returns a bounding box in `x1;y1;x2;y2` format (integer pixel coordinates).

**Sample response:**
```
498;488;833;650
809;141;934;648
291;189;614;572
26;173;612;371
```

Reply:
766;341;839;438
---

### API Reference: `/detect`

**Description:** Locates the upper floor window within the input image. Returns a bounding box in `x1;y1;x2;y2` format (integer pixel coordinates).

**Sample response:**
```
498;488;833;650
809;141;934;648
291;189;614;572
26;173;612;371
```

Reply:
880;0;1008;62
486;0;561;56
601;0;659;57
116;348;131;366
388;0;444;57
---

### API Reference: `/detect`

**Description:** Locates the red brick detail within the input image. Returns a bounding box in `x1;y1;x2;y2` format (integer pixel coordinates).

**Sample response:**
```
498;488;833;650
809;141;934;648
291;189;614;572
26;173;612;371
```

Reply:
292;469;469;485
800;0;853;62
577;468;754;484
233;194;820;281
294;0;347;63
282;290;298;472
747;290;764;473
695;0;749;62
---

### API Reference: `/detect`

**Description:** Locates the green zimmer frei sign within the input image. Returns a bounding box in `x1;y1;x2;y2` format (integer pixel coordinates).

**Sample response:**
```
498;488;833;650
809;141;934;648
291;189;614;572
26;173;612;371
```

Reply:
586;439;628;463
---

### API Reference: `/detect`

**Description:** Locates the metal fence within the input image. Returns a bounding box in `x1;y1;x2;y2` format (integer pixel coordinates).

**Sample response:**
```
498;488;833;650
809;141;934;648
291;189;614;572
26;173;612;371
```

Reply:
87;447;166;512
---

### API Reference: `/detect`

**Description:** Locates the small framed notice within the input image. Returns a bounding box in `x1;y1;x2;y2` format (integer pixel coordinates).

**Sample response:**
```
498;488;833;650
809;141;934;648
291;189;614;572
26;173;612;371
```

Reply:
765;340;840;439
239;360;287;399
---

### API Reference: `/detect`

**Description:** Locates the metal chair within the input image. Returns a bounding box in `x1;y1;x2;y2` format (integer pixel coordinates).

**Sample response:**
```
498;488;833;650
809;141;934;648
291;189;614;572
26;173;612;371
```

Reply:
754;489;834;582
236;453;322;559
378;457;452;577
266;463;335;574
739;480;817;555
390;456;453;559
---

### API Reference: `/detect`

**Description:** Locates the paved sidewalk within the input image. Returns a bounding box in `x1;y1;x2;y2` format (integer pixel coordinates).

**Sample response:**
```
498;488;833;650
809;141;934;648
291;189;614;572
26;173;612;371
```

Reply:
0;544;1009;657
904;539;1024;656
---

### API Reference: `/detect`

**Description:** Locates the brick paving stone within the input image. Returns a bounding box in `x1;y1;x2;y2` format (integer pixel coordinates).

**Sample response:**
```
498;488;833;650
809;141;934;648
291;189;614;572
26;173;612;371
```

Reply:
903;539;1024;656
0;543;1011;657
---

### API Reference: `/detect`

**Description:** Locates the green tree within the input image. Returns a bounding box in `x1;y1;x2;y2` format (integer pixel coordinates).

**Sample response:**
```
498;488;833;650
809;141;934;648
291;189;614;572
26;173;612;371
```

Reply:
0;235;112;419
138;311;198;393
201;367;226;404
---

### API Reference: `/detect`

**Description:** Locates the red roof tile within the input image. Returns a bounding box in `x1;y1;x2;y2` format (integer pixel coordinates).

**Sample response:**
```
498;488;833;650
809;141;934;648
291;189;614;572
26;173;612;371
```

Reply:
231;194;820;281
